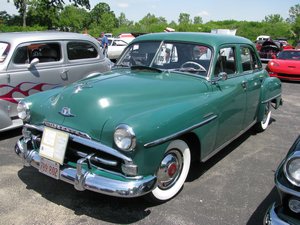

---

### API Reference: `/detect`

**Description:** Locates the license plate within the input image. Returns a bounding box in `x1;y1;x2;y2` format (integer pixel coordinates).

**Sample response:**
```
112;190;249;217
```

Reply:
39;127;69;165
39;157;60;179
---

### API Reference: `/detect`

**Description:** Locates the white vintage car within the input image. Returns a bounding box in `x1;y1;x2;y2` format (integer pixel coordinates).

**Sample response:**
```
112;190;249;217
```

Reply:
107;38;128;61
0;31;112;132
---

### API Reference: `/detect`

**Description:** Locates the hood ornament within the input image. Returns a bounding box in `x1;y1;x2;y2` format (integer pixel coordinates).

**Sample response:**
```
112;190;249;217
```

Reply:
74;82;93;93
59;107;75;117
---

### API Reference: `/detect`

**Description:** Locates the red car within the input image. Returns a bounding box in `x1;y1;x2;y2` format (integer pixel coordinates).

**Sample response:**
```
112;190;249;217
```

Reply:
266;49;300;81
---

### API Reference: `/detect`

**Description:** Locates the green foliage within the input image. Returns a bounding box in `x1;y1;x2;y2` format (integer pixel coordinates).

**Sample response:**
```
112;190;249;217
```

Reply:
58;5;89;32
288;4;300;23
178;13;191;25
263;14;284;23
26;0;60;29
0;24;46;32
88;2;117;35
291;16;300;41
3;2;300;46
193;16;203;25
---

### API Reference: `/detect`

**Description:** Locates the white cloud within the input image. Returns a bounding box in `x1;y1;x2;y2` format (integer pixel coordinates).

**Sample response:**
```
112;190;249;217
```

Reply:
117;3;129;8
198;11;209;17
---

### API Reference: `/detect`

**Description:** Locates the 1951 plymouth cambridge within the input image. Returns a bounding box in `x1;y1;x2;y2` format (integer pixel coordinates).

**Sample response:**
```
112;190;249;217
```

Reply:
15;32;282;202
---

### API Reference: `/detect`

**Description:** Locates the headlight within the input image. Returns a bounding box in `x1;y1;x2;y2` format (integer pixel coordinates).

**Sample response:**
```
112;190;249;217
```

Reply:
114;124;136;151
17;101;30;121
284;152;300;187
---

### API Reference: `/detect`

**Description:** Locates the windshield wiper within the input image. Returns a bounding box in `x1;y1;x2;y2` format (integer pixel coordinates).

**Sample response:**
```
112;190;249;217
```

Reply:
131;65;163;73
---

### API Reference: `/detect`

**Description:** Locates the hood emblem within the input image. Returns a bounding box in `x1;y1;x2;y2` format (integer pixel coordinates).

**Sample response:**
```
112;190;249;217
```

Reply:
74;83;93;93
59;107;75;117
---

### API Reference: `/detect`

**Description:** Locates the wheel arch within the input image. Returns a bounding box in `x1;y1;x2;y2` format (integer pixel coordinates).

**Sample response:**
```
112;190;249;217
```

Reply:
180;132;201;162
257;77;282;122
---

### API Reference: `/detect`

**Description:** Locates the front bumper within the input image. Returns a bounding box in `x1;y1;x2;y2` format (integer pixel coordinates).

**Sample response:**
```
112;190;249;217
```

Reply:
15;138;157;198
263;204;290;225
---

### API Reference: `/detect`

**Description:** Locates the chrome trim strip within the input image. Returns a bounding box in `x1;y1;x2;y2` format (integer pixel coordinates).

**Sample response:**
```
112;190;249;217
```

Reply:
24;123;133;164
15;140;157;198
144;114;218;148
263;203;290;225
44;121;91;139
275;174;300;198
262;93;281;104
202;120;256;162
71;150;118;166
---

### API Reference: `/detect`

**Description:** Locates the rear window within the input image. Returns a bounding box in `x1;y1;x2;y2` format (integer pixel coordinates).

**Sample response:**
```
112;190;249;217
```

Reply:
0;42;10;63
67;42;98;60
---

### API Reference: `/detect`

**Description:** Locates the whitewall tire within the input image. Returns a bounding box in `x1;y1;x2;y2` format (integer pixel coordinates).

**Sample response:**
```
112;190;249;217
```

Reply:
146;139;191;202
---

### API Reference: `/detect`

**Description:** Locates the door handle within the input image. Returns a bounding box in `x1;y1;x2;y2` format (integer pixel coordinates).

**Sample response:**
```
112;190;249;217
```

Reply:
241;81;247;90
60;69;69;80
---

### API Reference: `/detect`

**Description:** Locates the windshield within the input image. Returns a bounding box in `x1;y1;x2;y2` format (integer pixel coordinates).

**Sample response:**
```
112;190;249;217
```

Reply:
116;41;212;76
277;51;300;60
0;42;10;63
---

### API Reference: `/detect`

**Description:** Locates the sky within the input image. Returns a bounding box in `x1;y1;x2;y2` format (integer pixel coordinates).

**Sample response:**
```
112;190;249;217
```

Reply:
2;0;299;23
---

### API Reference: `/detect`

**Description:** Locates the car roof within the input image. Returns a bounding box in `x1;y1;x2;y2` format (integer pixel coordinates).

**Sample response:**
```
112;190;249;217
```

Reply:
132;32;254;47
0;31;98;45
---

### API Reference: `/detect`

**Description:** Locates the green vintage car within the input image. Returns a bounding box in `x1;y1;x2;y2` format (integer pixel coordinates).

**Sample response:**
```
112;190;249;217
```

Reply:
15;32;282;202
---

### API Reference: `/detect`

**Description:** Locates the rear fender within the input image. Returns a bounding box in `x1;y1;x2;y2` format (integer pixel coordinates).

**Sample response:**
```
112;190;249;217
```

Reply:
257;77;282;121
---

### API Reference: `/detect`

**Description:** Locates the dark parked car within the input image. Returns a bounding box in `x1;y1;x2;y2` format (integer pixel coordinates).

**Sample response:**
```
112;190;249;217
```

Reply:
264;136;300;225
15;32;282;202
259;40;281;62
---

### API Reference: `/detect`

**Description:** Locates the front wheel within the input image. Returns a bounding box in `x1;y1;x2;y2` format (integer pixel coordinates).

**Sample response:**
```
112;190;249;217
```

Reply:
255;101;272;132
145;139;191;203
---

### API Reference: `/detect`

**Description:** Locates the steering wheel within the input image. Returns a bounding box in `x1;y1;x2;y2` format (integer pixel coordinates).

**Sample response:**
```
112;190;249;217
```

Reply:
180;61;207;72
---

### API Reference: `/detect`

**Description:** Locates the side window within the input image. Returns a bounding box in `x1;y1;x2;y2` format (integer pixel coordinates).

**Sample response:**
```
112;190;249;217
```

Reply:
0;42;10;62
215;47;236;76
114;40;127;46
67;42;98;60
240;46;260;72
13;43;61;64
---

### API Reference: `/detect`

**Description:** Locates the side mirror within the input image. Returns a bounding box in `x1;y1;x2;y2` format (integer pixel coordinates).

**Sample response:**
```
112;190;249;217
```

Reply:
212;72;228;84
218;72;228;81
27;58;39;69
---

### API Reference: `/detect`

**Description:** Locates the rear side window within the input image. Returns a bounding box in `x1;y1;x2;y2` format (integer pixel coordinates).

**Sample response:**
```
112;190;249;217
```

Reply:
13;43;61;64
240;46;260;71
67;42;98;60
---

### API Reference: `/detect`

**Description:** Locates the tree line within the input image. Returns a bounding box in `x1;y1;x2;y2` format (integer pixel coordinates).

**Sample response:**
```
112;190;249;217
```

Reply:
1;1;299;45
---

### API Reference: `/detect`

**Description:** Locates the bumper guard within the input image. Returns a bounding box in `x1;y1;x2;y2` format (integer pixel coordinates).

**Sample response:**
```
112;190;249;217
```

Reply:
15;138;157;198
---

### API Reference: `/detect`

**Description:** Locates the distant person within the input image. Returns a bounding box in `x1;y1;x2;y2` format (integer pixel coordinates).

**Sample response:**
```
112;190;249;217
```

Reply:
100;32;109;57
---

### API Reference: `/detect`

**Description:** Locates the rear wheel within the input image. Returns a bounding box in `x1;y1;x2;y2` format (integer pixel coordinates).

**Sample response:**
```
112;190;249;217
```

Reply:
255;101;271;132
145;139;191;203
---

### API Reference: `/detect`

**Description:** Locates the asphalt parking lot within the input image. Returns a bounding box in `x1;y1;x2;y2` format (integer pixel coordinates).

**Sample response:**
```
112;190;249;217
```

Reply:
0;81;299;225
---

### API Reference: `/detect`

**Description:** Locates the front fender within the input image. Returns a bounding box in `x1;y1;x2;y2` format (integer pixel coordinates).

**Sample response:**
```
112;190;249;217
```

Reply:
257;77;282;121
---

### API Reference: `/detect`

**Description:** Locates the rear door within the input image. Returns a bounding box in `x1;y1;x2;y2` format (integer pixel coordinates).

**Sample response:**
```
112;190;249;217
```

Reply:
64;41;109;83
238;45;264;128
6;41;64;118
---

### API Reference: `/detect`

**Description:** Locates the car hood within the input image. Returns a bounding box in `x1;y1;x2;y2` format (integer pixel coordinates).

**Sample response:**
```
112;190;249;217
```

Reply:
35;69;209;140
261;41;280;49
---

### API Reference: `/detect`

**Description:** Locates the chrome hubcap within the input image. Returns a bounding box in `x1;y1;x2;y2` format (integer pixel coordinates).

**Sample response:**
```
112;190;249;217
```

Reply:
157;150;183;190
